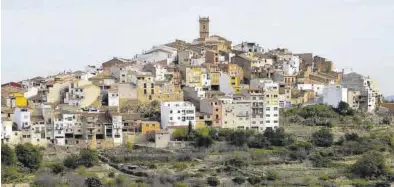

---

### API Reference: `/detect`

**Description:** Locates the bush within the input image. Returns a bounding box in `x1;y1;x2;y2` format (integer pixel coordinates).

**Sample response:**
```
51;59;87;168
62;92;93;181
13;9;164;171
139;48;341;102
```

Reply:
108;171;115;178
266;170;280;181
207;176;220;186
173;162;188;171
79;149;99;168
226;157;248;168
194;135;213;148
172;128;188;141
311;152;332;167
51;163;64;174
228;130;249;147
63;154;79;169
1;144;16;166
247;176;261;185
352;151;389;179
312;128;334;147
382;116;392;125
174;182;189;187
345;132;359;141
232;176;246;184
15;143;43;171
85;177;103;187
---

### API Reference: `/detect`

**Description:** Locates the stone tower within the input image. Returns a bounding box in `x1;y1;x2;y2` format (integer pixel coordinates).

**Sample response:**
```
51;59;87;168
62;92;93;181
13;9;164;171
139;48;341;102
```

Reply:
199;17;210;39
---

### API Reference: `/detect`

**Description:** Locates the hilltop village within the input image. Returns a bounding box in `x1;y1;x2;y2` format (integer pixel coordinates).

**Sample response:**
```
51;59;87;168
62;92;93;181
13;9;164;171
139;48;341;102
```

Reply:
1;17;383;149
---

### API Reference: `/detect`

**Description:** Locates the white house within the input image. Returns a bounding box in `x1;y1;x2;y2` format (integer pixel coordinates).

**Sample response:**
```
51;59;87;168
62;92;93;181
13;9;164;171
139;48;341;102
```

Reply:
322;85;348;107
297;84;325;96
161;101;196;130
53;119;65;145
1;121;13;144
233;42;264;53
135;45;177;64
24;87;39;99
111;115;123;145
340;73;379;113
13;107;31;130
282;56;300;76
107;88;119;107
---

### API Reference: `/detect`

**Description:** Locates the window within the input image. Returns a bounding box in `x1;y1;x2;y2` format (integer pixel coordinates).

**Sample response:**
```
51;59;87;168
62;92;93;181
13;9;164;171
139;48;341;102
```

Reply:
266;114;270;117
170;110;173;114
216;108;219;112
252;121;256;124
178;110;180;113
170;117;173;120
260;121;264;124
266;95;269;98
266;120;270;123
144;89;147;95
144;83;147;88
253;97;256;100
274;107;278;111
274;120;278;123
274;114;278;117
266;107;270;111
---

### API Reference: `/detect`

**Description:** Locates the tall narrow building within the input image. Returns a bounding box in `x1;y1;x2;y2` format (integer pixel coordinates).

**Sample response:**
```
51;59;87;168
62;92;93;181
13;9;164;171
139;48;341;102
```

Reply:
199;17;210;39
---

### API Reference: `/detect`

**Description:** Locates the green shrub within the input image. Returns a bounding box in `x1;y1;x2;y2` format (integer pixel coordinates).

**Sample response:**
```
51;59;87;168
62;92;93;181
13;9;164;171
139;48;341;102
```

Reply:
382;116;392;125
85;177;102;187
51;163;65;174
352;151;389;179
232;176;246;184
311;152;332;167
108;171;115;178
207;176;220;186
174;182;189;187
1;144;16;166
79;149;99;168
312;127;334;147
63;154;79;169
266;170;280;181
247;176;261;185
173;162;188;171
345;132;359;141
15;143;43;171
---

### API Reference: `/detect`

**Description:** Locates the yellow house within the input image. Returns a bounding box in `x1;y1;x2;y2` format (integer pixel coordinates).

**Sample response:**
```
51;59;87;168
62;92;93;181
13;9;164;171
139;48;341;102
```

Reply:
136;73;183;104
184;66;204;87
11;93;28;107
141;121;161;135
136;74;156;104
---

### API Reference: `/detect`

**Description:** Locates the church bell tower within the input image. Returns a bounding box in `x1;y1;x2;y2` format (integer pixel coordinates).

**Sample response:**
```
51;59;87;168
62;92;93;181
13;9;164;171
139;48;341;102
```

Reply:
199;17;210;39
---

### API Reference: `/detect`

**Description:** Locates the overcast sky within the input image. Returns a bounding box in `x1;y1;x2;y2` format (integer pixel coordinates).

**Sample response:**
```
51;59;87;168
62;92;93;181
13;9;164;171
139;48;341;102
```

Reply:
1;0;393;95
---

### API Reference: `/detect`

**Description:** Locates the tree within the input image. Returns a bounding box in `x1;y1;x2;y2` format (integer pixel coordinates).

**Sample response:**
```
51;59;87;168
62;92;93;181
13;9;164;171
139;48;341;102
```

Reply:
78;149;99;168
352;151;389;179
85;177;103;187
207;176;220;186
336;101;354;115
63;154;79;169
312;128;334;147
187;121;194;140
228;130;248;147
15;143;43;171
194;135;213;148
1;144;16;166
